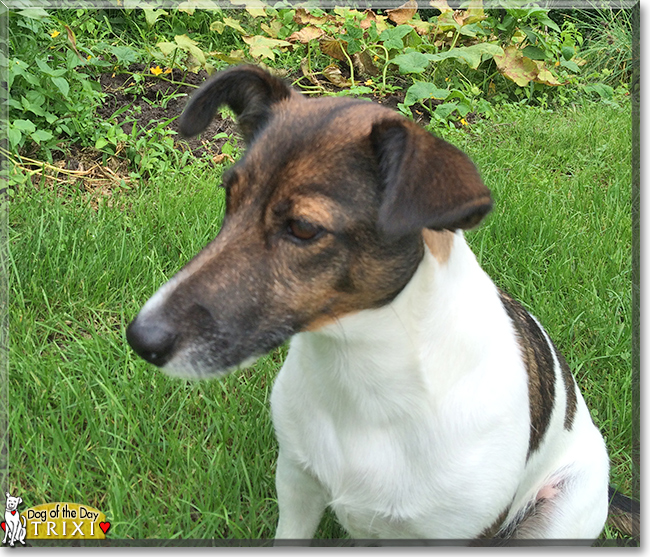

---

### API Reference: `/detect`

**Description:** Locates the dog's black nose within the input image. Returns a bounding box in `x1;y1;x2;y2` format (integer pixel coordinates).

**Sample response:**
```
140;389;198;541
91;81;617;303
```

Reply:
126;316;177;367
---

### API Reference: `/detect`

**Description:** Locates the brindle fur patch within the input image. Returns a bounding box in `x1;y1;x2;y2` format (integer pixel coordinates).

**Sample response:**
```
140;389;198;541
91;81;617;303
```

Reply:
422;229;454;265
498;290;555;460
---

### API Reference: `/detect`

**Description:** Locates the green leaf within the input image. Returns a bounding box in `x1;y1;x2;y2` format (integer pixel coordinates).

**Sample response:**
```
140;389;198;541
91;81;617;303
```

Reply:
35;57;54;76
537;16;561;33
458;23;478;38
223;16;247;35
174;34;206;65
109;45;140;65
51;76;70;98
30;129;53;144
367;21;379;43
520;26;539;45
391;51;431;74
346;38;362;55
7;127;21;148
560;59;580;73
21;97;45;117
522;46;547;61
156;41;177;56
434;102;458;120
345;24;363;40
404;82;450;107
13;119;36;133
427;43;503;70
95;137;109;150
584;83;614;99
210;21;225;33
456;102;472;117
561;46;575;61
144;8;167;27
379;25;414;51
58;123;72;136
17;8;50;20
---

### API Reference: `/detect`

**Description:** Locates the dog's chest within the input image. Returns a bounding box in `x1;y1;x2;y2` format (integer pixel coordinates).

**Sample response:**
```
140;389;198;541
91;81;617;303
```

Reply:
271;338;530;538
270;246;534;538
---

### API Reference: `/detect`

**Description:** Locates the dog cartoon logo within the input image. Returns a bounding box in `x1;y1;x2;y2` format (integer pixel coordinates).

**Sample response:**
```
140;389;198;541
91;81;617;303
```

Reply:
2;492;27;546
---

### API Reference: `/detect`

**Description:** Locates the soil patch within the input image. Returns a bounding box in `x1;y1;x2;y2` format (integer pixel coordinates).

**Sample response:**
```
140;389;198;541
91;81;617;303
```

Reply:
97;64;238;158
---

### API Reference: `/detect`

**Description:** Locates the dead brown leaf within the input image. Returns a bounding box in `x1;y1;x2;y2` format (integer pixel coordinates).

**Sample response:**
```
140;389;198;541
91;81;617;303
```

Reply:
294;7;329;26
320;36;348;62
289;25;324;44
352;50;380;77
300;57;322;87
322;64;351;88
387;0;418;25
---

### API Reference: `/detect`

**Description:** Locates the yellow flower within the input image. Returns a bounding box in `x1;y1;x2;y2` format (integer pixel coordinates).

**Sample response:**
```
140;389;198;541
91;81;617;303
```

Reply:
460;118;468;126
50;30;60;38
364;79;374;86
164;68;172;74
150;66;163;76
87;55;92;60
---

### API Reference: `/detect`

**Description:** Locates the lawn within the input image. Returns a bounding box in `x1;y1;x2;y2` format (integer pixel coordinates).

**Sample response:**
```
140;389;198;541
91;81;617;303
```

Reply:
8;97;634;541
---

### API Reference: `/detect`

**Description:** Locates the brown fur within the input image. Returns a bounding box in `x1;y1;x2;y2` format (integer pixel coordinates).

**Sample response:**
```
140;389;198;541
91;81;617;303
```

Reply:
474;505;511;542
556;349;578;430
498;290;556;460
422;229;454;265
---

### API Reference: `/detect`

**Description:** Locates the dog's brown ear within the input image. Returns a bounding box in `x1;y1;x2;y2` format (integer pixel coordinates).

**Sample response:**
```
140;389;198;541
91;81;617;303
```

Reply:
178;65;293;143
370;119;492;236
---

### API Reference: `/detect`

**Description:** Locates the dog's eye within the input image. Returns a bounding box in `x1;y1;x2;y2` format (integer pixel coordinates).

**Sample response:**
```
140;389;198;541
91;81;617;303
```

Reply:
287;219;323;242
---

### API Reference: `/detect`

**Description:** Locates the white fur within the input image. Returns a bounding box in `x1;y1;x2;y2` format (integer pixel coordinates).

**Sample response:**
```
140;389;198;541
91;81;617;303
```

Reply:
271;232;609;540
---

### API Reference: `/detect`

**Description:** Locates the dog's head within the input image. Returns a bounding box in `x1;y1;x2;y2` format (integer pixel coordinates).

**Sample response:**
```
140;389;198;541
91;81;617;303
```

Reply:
126;65;492;379
5;494;21;512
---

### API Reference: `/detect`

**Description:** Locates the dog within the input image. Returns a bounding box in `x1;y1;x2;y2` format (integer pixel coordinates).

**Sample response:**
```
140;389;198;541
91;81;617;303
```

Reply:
126;65;638;542
3;493;26;546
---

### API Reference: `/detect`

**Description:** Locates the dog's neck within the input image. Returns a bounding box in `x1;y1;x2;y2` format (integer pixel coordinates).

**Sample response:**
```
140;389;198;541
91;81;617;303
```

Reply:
290;231;504;421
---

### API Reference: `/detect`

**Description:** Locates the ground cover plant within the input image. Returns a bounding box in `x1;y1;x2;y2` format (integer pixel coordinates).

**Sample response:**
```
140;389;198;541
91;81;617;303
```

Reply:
3;1;637;544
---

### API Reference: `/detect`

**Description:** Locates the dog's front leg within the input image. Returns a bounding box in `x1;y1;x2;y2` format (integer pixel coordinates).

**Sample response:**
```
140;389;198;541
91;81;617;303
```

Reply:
274;450;327;542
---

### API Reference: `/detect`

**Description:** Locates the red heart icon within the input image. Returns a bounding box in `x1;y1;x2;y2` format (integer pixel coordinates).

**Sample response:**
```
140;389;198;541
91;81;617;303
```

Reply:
99;522;110;534
10;511;15;516
1;521;5;531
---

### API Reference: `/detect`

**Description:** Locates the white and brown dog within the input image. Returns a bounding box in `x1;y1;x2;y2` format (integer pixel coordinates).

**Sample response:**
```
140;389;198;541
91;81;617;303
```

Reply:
126;65;637;542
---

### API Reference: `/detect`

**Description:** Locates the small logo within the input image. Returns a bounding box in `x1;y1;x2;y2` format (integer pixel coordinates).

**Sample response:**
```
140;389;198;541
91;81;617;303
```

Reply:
1;495;110;543
2;492;27;546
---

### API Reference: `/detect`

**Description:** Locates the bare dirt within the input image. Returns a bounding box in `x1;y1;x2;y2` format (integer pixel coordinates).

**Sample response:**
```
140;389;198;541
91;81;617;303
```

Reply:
96;64;238;159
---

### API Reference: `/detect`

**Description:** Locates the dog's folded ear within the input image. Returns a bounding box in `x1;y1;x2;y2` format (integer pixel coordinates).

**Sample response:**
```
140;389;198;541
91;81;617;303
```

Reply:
370;118;493;236
178;65;292;143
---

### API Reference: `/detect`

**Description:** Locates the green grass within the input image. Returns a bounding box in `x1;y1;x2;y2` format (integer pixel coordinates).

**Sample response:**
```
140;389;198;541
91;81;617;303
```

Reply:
8;99;633;541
